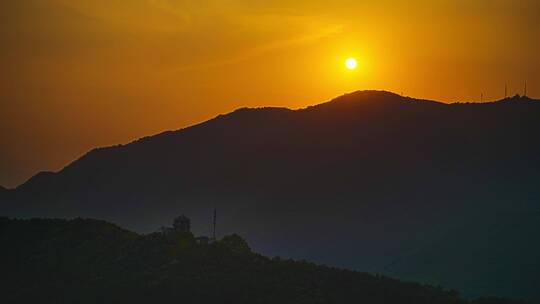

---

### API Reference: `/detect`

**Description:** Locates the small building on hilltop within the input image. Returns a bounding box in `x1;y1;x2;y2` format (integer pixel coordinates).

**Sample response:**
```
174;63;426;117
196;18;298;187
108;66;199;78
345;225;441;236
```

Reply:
195;236;211;245
172;215;191;233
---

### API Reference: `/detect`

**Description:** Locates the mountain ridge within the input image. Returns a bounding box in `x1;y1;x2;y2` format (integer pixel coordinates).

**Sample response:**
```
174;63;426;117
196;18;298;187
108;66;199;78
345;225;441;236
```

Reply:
11;90;539;191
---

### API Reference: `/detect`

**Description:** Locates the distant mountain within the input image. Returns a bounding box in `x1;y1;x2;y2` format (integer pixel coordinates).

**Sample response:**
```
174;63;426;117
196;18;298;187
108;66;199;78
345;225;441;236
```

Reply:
386;210;540;300
1;91;540;300
0;217;525;304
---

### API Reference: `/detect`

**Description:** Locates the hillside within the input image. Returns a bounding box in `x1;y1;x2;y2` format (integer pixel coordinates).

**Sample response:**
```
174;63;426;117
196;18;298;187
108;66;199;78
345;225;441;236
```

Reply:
1;91;540;299
0;217;526;304
386;209;540;300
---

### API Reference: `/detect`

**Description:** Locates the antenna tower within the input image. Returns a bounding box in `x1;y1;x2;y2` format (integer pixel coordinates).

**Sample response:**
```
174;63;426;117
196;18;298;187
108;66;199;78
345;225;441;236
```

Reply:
212;208;217;240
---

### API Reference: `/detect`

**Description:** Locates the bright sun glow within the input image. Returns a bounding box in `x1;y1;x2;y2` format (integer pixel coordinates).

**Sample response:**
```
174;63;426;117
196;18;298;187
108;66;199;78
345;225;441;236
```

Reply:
345;58;357;70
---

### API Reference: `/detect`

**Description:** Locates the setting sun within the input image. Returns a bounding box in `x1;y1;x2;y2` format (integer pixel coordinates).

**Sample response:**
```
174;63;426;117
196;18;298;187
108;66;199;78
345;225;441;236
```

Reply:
345;58;358;70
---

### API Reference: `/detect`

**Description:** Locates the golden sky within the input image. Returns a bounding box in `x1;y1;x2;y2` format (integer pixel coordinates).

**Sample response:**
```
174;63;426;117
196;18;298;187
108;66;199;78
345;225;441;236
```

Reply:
1;0;539;187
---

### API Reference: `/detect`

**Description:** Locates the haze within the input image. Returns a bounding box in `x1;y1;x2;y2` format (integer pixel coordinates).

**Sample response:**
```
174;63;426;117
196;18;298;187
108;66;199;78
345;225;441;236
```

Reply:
1;0;539;188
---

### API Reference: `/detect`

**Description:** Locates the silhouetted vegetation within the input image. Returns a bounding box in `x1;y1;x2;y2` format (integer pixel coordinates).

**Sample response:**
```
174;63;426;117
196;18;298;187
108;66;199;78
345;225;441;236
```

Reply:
0;217;528;304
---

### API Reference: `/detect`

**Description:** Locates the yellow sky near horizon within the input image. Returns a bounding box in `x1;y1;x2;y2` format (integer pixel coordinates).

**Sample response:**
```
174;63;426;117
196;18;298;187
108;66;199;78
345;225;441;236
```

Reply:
1;0;539;187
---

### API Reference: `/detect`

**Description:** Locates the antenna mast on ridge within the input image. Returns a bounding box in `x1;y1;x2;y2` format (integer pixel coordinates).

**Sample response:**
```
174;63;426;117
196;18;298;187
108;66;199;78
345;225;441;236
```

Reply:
505;83;507;98
212;208;217;240
524;81;527;97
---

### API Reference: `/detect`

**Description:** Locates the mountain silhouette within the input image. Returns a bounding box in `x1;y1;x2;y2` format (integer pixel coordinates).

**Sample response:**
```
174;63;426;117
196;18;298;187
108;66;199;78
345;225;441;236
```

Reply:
1;90;540;300
386;209;540;300
0;217;526;304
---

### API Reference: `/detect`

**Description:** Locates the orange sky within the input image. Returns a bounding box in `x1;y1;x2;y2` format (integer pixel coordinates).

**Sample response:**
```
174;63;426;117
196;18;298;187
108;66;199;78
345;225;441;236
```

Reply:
1;0;539;188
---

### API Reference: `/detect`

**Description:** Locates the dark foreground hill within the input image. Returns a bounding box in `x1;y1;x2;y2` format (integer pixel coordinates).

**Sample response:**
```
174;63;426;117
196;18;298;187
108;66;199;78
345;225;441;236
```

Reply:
1;91;540;299
0;217;526;304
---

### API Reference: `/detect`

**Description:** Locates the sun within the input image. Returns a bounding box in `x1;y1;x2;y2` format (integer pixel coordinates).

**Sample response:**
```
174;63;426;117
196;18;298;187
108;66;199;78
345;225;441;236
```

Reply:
345;58;357;70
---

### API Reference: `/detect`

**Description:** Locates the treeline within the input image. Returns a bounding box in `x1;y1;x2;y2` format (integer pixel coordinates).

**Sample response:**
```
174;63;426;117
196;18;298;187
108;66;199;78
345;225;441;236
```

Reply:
0;217;528;304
